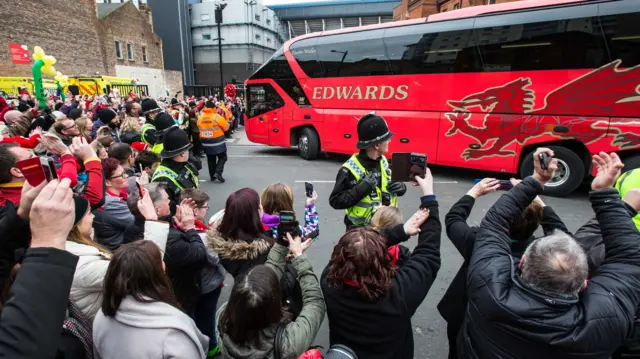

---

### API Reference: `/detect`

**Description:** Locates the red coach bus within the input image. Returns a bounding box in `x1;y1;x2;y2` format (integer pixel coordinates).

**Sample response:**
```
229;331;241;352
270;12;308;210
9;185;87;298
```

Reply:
245;0;640;196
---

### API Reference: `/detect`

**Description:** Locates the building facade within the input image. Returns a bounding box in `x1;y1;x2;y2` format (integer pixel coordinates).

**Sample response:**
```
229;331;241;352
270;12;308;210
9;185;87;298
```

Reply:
393;0;513;20
146;0;195;86
270;0;399;40
190;0;283;86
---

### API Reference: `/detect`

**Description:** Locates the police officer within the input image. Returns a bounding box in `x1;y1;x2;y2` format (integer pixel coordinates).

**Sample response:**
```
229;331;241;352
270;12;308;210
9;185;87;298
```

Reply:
151;126;199;212
140;98;163;153
198;101;230;183
329;113;406;230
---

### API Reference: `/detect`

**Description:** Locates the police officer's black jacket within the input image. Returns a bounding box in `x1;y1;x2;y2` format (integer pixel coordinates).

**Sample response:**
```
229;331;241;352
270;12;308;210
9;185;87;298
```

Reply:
459;177;640;359
329;150;406;227
152;157;200;214
439;193;567;357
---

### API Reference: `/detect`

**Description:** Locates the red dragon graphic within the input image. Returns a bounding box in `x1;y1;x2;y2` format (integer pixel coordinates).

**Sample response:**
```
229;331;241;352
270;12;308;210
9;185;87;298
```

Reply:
445;60;640;160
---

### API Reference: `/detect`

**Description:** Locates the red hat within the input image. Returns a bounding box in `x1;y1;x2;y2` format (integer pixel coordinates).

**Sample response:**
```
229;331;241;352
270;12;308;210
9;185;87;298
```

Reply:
130;141;148;152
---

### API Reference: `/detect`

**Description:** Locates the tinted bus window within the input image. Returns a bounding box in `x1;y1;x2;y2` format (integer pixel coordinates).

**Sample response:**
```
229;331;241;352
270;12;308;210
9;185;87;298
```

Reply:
251;49;294;80
475;17;608;72
384;21;482;75
599;12;640;67
290;39;324;78
314;29;389;77
246;84;284;118
277;79;311;107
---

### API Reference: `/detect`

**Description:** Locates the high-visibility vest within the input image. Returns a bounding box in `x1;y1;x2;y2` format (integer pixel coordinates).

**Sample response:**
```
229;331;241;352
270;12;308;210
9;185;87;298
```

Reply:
141;123;163;154
198;110;229;139
616;168;640;230
342;154;396;226
151;164;199;189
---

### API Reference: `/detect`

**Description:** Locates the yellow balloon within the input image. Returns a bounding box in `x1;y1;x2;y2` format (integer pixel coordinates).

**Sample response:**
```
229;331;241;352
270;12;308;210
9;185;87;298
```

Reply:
32;46;45;61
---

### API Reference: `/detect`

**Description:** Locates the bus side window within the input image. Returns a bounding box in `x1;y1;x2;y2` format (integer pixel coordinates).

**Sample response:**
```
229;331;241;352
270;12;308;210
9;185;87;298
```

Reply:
599;11;640;67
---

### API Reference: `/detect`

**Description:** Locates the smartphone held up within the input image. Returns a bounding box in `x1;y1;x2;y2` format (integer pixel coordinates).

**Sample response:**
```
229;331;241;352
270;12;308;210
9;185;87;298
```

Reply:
16;156;58;187
391;152;427;183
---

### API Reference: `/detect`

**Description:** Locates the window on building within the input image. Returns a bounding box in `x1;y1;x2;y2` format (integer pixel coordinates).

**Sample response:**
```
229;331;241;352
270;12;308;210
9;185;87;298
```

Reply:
267;19;271;25
475;16;608;72
442;9;447;12
127;43;134;61
142;46;148;63
256;34;261;40
201;13;210;21
454;3;460;9
115;41;122;59
487;0;496;4
203;34;211;40
267;38;272;43
255;14;261;22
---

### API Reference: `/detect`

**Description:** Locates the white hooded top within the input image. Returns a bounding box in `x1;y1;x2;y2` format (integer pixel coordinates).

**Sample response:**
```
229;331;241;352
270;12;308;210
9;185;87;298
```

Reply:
93;295;209;359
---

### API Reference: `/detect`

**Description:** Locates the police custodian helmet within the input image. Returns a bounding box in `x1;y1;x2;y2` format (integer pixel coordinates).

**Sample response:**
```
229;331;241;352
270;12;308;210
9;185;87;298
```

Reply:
356;112;394;150
162;127;192;158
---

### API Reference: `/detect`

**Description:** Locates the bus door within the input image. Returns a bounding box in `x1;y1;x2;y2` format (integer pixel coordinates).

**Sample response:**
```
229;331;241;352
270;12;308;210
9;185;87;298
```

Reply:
245;83;285;144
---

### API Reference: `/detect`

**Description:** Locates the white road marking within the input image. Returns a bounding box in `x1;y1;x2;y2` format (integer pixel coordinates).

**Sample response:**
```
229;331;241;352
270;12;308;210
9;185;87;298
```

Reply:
295;180;336;183
228;155;281;158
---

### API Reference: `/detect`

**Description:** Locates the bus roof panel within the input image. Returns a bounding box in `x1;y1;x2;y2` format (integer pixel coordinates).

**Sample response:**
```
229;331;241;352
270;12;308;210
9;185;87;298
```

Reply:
428;0;588;22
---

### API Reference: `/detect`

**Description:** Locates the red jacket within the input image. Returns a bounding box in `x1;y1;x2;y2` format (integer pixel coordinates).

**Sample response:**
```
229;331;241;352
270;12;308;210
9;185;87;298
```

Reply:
0;134;41;149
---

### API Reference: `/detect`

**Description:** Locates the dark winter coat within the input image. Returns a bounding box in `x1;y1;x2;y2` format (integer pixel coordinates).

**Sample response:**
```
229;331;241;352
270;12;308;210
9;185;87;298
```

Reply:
0;248;78;359
459;177;640;359
120;130;141;145
438;194;568;358
329;150;407;228
206;225;272;279
321;196;441;359
164;226;209;313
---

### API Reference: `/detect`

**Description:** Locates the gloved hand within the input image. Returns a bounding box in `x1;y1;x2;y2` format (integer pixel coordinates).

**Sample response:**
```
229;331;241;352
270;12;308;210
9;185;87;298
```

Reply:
387;181;406;195
361;171;378;190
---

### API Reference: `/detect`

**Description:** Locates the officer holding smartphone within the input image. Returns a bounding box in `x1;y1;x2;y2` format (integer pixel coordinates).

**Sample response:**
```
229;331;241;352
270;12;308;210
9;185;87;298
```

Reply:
329;113;406;230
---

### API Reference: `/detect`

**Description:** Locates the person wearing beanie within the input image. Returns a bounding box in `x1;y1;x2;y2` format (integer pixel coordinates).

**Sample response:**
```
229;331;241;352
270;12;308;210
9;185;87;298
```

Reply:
68;108;83;121
140;98;163;153
151;127;199;212
92;108;120;143
198;101;229;183
329;112;407;230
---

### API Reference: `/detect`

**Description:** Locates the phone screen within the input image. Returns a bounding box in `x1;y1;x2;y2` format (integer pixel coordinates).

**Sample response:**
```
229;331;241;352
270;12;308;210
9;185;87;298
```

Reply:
41;157;58;182
279;211;295;233
409;153;427;181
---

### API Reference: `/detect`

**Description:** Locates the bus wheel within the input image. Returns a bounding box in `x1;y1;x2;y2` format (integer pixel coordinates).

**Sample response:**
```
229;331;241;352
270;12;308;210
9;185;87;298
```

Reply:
299;127;320;160
519;146;585;197
623;154;640;173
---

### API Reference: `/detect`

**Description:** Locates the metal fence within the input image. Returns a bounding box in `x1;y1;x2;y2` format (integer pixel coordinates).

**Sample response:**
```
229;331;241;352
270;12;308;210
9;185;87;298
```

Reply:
108;84;149;97
184;84;245;98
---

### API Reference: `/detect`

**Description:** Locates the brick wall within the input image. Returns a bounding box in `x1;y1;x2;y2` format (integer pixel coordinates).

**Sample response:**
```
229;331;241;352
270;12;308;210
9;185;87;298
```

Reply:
99;2;164;73
0;0;109;76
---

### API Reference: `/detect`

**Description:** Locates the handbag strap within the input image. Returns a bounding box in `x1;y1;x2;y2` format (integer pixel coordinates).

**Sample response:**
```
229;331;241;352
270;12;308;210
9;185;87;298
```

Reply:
273;324;285;359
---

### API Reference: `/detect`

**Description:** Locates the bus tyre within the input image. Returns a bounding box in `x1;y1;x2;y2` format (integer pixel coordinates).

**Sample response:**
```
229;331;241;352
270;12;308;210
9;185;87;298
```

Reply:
622;154;640;173
519;146;584;197
299;127;320;160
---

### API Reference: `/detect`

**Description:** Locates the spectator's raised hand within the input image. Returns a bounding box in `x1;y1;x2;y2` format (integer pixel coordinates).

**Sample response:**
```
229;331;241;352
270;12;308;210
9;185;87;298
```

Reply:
173;201;196;231
591;152;624;190
623;189;640;211
29;179;75;250
468;178;501;199
17;180;46;220
40;132;71;156
137;164;150;186
69;136;97;162
403;208;430;236
286;232;304;258
532;147;558;185
414;167;434;196
29;126;42;138
306;190;318;206
137;188;158;220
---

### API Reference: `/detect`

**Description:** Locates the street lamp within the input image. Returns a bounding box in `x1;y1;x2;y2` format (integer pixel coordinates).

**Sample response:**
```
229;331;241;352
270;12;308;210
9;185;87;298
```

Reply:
331;49;348;76
215;2;227;98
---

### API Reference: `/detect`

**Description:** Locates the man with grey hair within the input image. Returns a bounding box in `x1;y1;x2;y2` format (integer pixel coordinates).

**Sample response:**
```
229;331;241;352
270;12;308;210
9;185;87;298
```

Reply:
460;148;640;359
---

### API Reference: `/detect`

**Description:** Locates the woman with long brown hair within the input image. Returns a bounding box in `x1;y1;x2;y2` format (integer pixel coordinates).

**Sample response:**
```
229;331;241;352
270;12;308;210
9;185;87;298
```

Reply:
261;183;319;240
321;171;440;359
75;115;93;142
93;240;209;358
